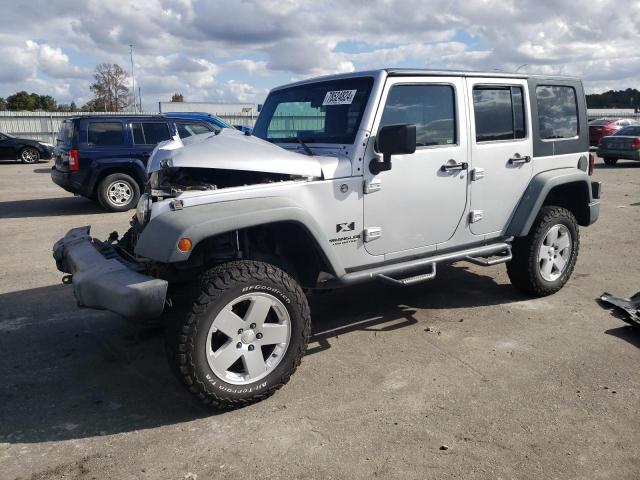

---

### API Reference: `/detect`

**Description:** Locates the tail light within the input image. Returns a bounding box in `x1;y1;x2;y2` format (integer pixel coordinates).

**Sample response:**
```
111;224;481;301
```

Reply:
588;153;594;176
68;149;79;171
632;138;640;149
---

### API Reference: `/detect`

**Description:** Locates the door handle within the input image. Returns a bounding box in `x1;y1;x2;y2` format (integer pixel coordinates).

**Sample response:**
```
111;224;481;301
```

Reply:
508;154;531;165
441;161;468;172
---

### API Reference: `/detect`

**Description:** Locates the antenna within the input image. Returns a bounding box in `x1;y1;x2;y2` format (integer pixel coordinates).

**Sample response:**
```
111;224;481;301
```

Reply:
129;44;136;113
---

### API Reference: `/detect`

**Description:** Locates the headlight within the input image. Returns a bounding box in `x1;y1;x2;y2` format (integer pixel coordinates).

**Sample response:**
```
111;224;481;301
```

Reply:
136;193;152;225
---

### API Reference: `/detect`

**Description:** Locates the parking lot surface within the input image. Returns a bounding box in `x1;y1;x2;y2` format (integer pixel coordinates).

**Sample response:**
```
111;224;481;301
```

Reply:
0;159;639;480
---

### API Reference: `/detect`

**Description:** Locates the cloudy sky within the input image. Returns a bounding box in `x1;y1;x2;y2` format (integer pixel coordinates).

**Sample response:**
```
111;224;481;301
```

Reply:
1;0;639;110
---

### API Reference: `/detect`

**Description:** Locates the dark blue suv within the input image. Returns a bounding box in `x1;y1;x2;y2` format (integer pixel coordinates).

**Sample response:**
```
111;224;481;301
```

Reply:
51;113;226;211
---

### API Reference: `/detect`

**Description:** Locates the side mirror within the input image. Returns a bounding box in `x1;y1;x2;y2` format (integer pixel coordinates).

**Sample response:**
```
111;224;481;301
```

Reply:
370;124;416;174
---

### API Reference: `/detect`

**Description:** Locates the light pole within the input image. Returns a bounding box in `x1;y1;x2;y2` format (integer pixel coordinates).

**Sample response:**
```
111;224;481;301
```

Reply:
516;63;528;72
130;44;136;113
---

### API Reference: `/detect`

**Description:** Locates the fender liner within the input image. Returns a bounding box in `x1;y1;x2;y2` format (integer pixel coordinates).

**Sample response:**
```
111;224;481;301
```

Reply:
505;168;599;237
134;197;346;276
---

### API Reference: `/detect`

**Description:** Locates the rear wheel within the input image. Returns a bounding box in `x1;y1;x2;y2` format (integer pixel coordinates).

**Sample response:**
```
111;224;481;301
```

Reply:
97;173;140;212
507;206;579;296
165;260;310;409
603;157;618;166
20;147;40;163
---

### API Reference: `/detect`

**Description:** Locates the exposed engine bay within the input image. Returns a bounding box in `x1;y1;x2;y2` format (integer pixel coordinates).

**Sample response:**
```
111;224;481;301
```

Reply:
150;167;300;198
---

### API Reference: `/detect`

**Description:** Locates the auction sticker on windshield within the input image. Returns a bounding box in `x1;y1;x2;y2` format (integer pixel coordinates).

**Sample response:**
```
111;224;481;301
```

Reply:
323;90;357;106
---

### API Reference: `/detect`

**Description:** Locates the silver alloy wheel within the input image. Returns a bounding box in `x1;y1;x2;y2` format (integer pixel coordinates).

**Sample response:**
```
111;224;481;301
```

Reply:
538;224;572;282
21;148;39;163
106;180;133;206
206;292;291;385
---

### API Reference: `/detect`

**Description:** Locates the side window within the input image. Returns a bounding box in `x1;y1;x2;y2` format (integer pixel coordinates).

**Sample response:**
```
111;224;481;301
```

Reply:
536;86;578;139
177;122;214;138
380;84;456;147
87;122;125;146
473;86;526;142
133;122;172;145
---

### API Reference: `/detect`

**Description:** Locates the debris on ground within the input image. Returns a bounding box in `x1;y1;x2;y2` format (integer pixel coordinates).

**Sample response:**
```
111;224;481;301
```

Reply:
598;292;640;328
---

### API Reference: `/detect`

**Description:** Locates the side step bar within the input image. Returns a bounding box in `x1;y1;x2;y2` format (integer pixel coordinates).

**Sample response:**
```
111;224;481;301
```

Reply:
324;242;512;288
378;263;437;286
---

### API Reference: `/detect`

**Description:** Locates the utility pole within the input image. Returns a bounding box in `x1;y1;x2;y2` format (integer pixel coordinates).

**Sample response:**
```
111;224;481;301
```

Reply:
138;87;142;112
129;44;136;113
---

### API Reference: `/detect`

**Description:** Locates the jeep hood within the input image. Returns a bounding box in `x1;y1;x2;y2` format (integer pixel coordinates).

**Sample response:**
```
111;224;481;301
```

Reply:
147;129;323;178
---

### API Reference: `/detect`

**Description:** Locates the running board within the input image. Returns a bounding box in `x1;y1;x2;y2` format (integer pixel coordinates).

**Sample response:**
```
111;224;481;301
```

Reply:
324;242;512;288
377;263;436;286
465;246;512;266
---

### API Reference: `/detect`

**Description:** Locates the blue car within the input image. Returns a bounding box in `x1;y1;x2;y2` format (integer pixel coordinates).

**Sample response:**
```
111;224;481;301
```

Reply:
51;113;226;211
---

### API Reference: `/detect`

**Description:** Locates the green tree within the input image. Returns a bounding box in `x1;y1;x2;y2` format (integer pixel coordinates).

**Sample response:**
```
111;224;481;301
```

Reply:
89;63;130;111
36;95;57;111
171;92;184;102
6;91;37;111
0;97;6;111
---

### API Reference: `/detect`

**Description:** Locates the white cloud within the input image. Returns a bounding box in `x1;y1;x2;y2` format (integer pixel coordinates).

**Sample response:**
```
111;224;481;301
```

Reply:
0;0;639;106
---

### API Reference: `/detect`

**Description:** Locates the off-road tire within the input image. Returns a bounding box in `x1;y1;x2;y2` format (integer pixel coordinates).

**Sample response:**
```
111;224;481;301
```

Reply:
603;157;618;166
507;206;579;297
97;173;140;212
165;260;311;409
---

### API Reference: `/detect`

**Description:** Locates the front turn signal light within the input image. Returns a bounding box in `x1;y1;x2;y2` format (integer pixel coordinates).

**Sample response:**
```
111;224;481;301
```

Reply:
177;238;193;252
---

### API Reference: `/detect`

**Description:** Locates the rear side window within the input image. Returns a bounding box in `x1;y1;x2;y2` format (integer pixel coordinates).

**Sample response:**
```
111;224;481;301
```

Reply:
132;122;172;145
473;86;526;142
380;84;456;147
177;122;214;138
536;86;578;139
88;122;125;146
57;120;76;145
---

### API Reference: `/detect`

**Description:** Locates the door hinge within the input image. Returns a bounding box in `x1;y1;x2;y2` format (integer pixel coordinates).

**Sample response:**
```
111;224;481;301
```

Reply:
364;227;382;242
471;168;485;181
364;178;382;194
469;210;483;223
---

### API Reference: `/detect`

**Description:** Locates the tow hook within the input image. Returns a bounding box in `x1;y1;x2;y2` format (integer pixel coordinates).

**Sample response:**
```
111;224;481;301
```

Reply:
62;274;73;285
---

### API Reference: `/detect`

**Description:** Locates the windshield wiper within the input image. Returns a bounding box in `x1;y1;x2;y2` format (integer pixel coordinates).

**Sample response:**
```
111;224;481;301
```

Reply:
296;137;314;156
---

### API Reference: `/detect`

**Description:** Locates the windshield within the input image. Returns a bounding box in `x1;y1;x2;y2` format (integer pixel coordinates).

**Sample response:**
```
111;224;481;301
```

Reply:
589;119;610;126
253;77;374;144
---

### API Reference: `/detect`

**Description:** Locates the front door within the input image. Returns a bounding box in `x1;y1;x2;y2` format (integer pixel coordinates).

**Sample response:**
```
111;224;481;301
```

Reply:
363;77;468;256
466;79;533;235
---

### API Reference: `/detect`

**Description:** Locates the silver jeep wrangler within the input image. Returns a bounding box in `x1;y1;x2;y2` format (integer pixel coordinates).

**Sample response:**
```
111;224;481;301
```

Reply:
53;69;601;408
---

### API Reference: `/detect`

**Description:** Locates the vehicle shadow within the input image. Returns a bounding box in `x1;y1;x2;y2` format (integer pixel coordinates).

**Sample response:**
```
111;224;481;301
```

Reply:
0;284;209;444
308;263;525;354
0;196;104;219
0;264;524;443
604;326;640;349
32;167;52;173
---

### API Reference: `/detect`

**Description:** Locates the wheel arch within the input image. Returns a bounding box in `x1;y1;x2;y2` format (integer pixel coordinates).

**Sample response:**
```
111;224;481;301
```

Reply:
90;161;147;195
506;169;595;237
134;197;346;282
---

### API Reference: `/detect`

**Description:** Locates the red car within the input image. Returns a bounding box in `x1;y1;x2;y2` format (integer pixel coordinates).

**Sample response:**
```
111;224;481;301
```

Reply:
589;118;639;146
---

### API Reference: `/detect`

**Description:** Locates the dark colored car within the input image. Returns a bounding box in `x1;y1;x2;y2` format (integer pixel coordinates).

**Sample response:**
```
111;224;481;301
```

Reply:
50;114;223;211
596;125;640;165
589;118;638;146
0;131;54;163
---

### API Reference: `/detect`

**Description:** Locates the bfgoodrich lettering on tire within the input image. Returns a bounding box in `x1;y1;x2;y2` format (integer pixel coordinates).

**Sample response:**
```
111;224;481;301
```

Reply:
507;206;580;297
165;260;310;409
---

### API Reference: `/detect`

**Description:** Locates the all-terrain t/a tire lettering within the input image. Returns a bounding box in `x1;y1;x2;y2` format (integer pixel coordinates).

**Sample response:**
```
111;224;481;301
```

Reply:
165;260;311;409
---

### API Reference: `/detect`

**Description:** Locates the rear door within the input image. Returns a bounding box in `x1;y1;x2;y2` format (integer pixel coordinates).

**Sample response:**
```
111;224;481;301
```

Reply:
466;78;533;235
131;121;173;165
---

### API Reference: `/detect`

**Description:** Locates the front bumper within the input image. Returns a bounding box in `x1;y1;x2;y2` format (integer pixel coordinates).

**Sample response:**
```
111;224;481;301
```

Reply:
53;226;168;319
